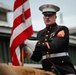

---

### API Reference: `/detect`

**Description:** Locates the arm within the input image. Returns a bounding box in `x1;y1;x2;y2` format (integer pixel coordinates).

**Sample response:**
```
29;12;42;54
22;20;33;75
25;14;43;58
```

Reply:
36;26;69;53
24;39;42;62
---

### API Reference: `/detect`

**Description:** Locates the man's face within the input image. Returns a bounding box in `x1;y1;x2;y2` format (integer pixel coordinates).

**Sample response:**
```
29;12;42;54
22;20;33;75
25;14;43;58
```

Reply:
43;14;57;27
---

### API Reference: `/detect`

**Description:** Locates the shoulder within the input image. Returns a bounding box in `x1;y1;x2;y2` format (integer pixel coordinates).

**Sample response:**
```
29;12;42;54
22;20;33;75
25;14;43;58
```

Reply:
57;25;69;30
37;28;46;34
56;25;69;33
56;25;69;37
37;28;46;38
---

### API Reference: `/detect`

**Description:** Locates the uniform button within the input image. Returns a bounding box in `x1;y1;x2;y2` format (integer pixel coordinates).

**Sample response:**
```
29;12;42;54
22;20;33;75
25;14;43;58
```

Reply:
47;31;50;33
38;42;40;44
42;43;44;45
62;61;64;63
50;27;51;29
46;35;48;37
45;39;47;41
47;52;49;54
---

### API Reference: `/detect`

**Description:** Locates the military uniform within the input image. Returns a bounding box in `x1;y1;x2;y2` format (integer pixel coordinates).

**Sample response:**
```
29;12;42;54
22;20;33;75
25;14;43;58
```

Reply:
24;4;76;75
31;23;76;75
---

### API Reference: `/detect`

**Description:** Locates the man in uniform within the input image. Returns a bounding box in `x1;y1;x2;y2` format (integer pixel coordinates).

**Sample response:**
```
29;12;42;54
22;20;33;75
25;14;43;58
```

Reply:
23;4;76;75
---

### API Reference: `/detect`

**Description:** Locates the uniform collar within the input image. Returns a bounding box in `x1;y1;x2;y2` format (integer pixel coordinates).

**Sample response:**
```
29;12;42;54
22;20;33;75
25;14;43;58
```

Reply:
46;23;57;30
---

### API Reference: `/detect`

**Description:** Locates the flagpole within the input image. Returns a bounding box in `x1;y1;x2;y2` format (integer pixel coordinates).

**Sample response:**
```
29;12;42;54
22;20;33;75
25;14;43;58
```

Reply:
11;0;33;66
21;0;25;66
21;47;24;66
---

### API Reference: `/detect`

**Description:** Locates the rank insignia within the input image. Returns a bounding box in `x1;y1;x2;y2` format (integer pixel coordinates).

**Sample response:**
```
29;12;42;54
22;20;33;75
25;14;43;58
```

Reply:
57;30;65;37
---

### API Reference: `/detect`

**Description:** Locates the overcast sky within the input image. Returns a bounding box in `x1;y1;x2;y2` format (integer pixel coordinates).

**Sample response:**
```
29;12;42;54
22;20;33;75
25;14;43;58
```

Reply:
0;0;76;31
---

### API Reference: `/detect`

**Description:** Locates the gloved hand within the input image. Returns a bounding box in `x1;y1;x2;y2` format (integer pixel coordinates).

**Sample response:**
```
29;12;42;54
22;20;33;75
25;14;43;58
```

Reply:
36;42;51;53
23;39;38;58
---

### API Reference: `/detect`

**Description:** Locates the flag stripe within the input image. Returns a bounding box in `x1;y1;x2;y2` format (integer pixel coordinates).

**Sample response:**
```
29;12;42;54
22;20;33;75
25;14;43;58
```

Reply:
24;8;31;19
14;1;30;20
10;25;33;56
14;6;23;20
12;52;20;65
14;0;27;11
12;9;31;32
10;0;33;66
12;1;30;33
12;47;21;65
10;17;32;47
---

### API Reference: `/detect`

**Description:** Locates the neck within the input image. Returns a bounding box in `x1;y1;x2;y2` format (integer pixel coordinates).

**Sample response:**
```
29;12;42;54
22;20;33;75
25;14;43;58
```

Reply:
46;23;57;28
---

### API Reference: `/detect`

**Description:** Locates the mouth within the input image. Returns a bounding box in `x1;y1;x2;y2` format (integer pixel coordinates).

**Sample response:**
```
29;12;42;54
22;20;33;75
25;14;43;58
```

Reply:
46;19;50;21
46;20;50;23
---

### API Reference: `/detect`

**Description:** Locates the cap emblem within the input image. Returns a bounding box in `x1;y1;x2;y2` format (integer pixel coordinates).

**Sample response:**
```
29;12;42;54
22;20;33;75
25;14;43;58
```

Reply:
46;4;50;8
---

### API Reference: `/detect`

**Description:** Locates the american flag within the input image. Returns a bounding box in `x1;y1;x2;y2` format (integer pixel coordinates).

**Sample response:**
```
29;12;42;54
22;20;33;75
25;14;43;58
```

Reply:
10;0;33;66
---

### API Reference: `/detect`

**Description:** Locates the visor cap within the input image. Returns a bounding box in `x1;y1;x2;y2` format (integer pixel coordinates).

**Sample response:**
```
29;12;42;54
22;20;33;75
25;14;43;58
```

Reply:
39;4;60;15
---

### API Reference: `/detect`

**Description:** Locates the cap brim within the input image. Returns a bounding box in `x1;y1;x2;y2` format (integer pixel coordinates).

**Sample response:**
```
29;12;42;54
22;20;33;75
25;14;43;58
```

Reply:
42;11;56;15
39;4;60;12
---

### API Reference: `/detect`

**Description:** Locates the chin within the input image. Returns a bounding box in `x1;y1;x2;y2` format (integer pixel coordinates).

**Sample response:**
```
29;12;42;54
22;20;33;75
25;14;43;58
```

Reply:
46;24;51;27
46;22;52;25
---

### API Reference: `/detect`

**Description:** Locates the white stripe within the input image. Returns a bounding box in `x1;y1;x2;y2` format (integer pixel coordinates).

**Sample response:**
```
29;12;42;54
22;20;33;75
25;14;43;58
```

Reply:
14;1;29;19
42;52;69;59
15;46;21;65
14;5;22;19
10;17;32;47
12;46;21;65
23;0;29;12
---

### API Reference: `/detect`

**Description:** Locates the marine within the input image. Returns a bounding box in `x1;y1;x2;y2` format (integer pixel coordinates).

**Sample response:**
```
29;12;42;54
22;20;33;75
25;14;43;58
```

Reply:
23;4;76;75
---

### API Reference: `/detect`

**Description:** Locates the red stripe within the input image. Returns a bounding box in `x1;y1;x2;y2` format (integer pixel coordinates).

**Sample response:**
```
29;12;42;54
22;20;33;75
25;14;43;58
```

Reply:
12;9;31;33
14;0;27;11
24;8;31;19
10;0;33;66
12;14;22;32
10;25;33;56
12;52;20;66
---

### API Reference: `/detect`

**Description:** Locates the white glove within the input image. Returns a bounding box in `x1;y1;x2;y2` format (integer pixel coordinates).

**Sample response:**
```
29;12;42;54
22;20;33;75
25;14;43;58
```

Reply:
24;39;38;58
